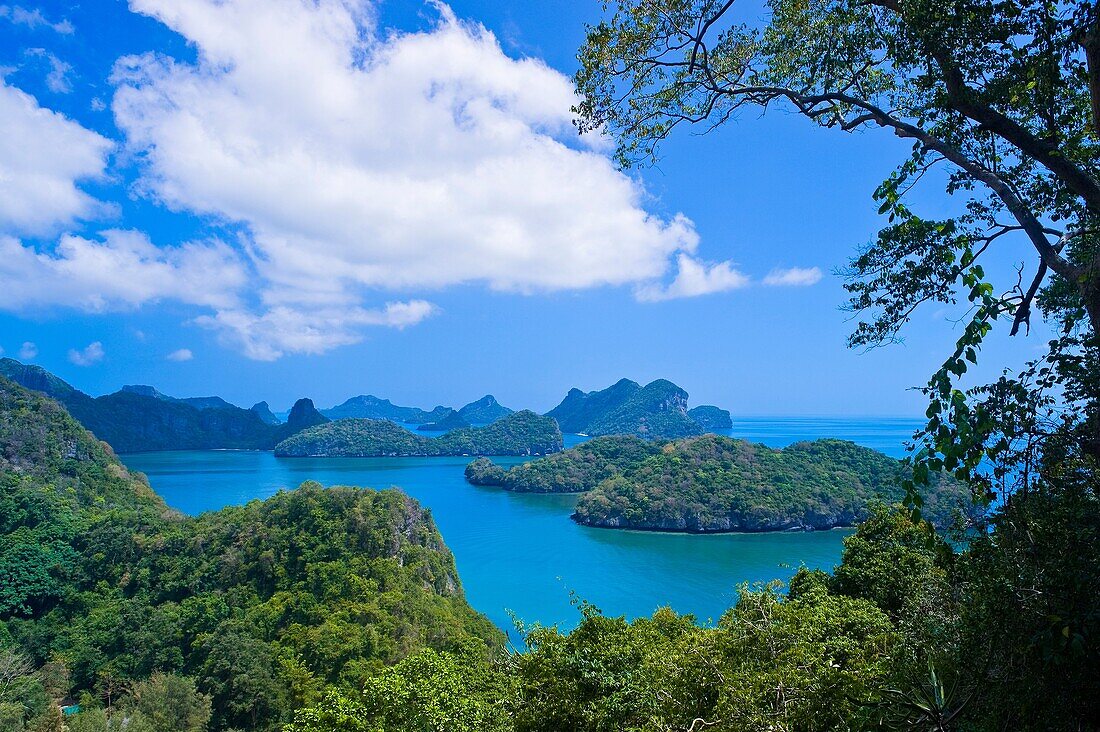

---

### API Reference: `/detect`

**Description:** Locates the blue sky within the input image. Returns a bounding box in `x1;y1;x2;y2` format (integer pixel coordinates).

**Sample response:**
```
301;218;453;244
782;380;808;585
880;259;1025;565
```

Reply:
0;0;1049;415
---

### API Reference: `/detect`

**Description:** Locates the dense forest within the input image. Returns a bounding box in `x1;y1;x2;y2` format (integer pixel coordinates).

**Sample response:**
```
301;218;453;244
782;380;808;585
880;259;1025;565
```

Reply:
468;435;970;531
0;377;501;731
274;411;563;457
286;498;1099;731
7;373;1095;731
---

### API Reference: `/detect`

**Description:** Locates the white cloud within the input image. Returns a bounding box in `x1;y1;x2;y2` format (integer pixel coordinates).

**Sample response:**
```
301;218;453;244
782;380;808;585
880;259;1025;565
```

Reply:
763;266;823;287
0;6;74;34
166;347;193;361
26;48;74;93
0;81;112;235
108;0;701;353
68;341;104;366
195;300;438;361
0;230;247;312
18;341;37;360
635;254;750;302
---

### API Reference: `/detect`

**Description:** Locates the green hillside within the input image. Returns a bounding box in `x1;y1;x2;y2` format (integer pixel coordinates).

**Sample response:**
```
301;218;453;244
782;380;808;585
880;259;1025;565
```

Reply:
0;377;501;731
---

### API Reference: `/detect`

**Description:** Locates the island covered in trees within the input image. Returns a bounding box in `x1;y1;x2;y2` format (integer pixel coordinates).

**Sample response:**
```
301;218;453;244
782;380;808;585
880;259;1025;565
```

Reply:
275;411;563;457
466;435;970;531
546;378;730;438
0;359;735;456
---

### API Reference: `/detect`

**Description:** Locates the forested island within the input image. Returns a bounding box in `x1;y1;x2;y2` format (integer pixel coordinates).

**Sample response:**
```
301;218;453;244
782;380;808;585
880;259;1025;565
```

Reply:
467;435;970;531
545;378;729;438
457;395;513;423
0;360;735;455
275;410;562;457
323;394;513;425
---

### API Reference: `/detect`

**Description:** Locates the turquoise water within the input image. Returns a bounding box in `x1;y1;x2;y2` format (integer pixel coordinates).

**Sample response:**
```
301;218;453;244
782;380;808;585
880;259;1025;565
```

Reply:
120;417;921;635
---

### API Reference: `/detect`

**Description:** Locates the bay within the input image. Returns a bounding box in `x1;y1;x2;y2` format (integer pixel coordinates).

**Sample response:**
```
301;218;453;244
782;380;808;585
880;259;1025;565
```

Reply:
120;416;921;635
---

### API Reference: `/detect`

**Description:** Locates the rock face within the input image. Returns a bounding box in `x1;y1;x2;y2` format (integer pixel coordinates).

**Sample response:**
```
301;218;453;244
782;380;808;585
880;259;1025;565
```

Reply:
456;395;513;424
274;398;329;443
322;394;450;424
250;401;281;425
275;410;563;458
688;405;733;431
418;409;471;431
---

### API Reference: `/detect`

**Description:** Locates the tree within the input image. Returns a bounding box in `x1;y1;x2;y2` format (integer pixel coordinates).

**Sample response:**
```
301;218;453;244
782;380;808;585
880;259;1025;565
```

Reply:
127;673;211;732
574;0;1100;498
286;644;514;732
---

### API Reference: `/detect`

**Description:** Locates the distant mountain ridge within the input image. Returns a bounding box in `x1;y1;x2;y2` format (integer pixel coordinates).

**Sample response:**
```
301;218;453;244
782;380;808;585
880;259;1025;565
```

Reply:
324;393;514;426
545;378;729;438
0;359;318;453
322;394;451;423
0;359;731;450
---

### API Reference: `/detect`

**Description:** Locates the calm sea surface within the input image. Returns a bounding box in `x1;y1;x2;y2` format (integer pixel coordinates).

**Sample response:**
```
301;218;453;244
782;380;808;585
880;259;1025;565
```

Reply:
120;416;922;634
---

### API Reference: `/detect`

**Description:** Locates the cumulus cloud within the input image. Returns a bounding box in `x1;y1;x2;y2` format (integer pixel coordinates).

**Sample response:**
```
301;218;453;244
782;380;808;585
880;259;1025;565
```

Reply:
166;348;193;361
195;300;438;361
0;82;112;235
1;2;815;360
763;267;823;287
107;0;703;351
0;230;248;312
0;6;74;34
68;341;104;366
18;341;37;360
635;254;750;302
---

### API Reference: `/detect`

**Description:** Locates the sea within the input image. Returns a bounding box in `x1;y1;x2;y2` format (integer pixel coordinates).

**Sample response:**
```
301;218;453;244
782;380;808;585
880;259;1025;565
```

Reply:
119;416;923;635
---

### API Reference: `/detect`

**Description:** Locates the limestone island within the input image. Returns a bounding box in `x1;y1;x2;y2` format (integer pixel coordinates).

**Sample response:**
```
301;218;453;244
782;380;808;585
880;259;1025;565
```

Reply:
275;410;562;457
465;434;972;532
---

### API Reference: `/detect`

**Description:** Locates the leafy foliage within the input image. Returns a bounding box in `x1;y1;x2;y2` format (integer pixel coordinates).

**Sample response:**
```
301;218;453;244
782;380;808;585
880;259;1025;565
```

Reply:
0;377;502;731
573;0;1100;517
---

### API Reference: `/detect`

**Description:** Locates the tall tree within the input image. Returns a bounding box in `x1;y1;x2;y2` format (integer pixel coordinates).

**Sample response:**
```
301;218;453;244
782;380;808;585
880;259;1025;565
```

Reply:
575;0;1100;500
